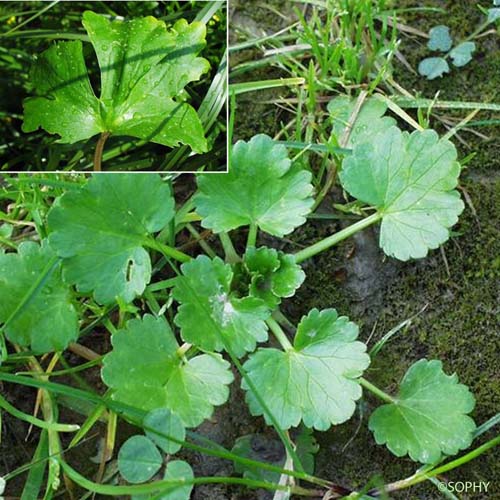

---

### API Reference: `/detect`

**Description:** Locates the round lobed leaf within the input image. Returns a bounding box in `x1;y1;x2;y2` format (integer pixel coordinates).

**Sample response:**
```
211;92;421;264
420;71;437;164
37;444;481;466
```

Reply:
195;134;314;237
242;308;370;430
450;42;476;67
102;314;234;427
427;25;453;52
173;255;270;357
328;95;396;147
132;460;194;500
118;435;162;484
0;241;78;353
23;11;209;151
488;7;500;22
418;57;450;80
369;359;476;464
144;408;185;455
340;127;464;260
48;174;174;305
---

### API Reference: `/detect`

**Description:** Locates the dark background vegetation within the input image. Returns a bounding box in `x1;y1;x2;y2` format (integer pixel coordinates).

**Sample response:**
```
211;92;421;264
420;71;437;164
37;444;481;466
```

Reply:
0;1;227;171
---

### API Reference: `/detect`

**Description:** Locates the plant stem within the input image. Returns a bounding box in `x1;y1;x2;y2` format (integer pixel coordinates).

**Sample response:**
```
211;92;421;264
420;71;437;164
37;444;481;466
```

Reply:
93;132;110;172
246;223;258;249
176;342;192;358
359;377;396;404
294;212;382;263
60;459;322;497
144;238;192;263
312;159;337;211
267;317;293;351
186;223;217;258
0;393;79;432
219;232;240;263
378;434;500;494
68;342;101;362
273;309;296;331
0;372;332;489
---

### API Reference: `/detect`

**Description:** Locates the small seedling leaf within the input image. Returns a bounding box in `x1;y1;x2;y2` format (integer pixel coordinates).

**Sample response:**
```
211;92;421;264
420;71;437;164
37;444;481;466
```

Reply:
102;314;233;427
488;8;500;22
23;11;209;152
0;241;78;353
0;223;14;239
242;309;370;430
369;359;476;463
418;57;450;80
450;42;476;67
244;247;305;308
427;25;453;52
132;460;194;500
195;134;314;237
118;435;162;484
173;255;270;357
328;96;396;147
144;408;185;454
340;127;464;260
48;174;174;305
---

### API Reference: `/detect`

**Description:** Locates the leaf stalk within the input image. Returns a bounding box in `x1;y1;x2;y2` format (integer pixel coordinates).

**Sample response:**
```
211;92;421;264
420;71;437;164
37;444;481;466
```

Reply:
359;377;396;404
93;131;110;172
267;317;293;351
294;212;382;263
219;232;240;263
246;223;258;249
144;238;192;263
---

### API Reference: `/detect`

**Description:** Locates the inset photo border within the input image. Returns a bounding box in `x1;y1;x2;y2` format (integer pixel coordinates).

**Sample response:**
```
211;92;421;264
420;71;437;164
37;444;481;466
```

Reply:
0;1;228;173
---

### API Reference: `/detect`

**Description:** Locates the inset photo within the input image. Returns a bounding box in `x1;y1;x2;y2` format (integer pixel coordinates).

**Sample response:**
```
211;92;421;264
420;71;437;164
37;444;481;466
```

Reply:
0;1;227;172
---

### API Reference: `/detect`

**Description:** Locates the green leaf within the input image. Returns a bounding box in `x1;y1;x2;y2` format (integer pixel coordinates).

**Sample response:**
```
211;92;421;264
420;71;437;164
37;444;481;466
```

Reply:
22;40;102;144
144;408;185;454
102;314;233;427
450;42;476;67
243;247;305;308
21;430;48;500
195;134;314;237
118;435;162;484
0;223;14;239
418;57;450;80
23;11;209;152
132;460;194;500
0;241;78;353
328;96;396;147
427;25;453;52
340;127;464;260
488;8;500;22
48;174;174;305
242;309;370;430
173;255;270;357
369;359;476;464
